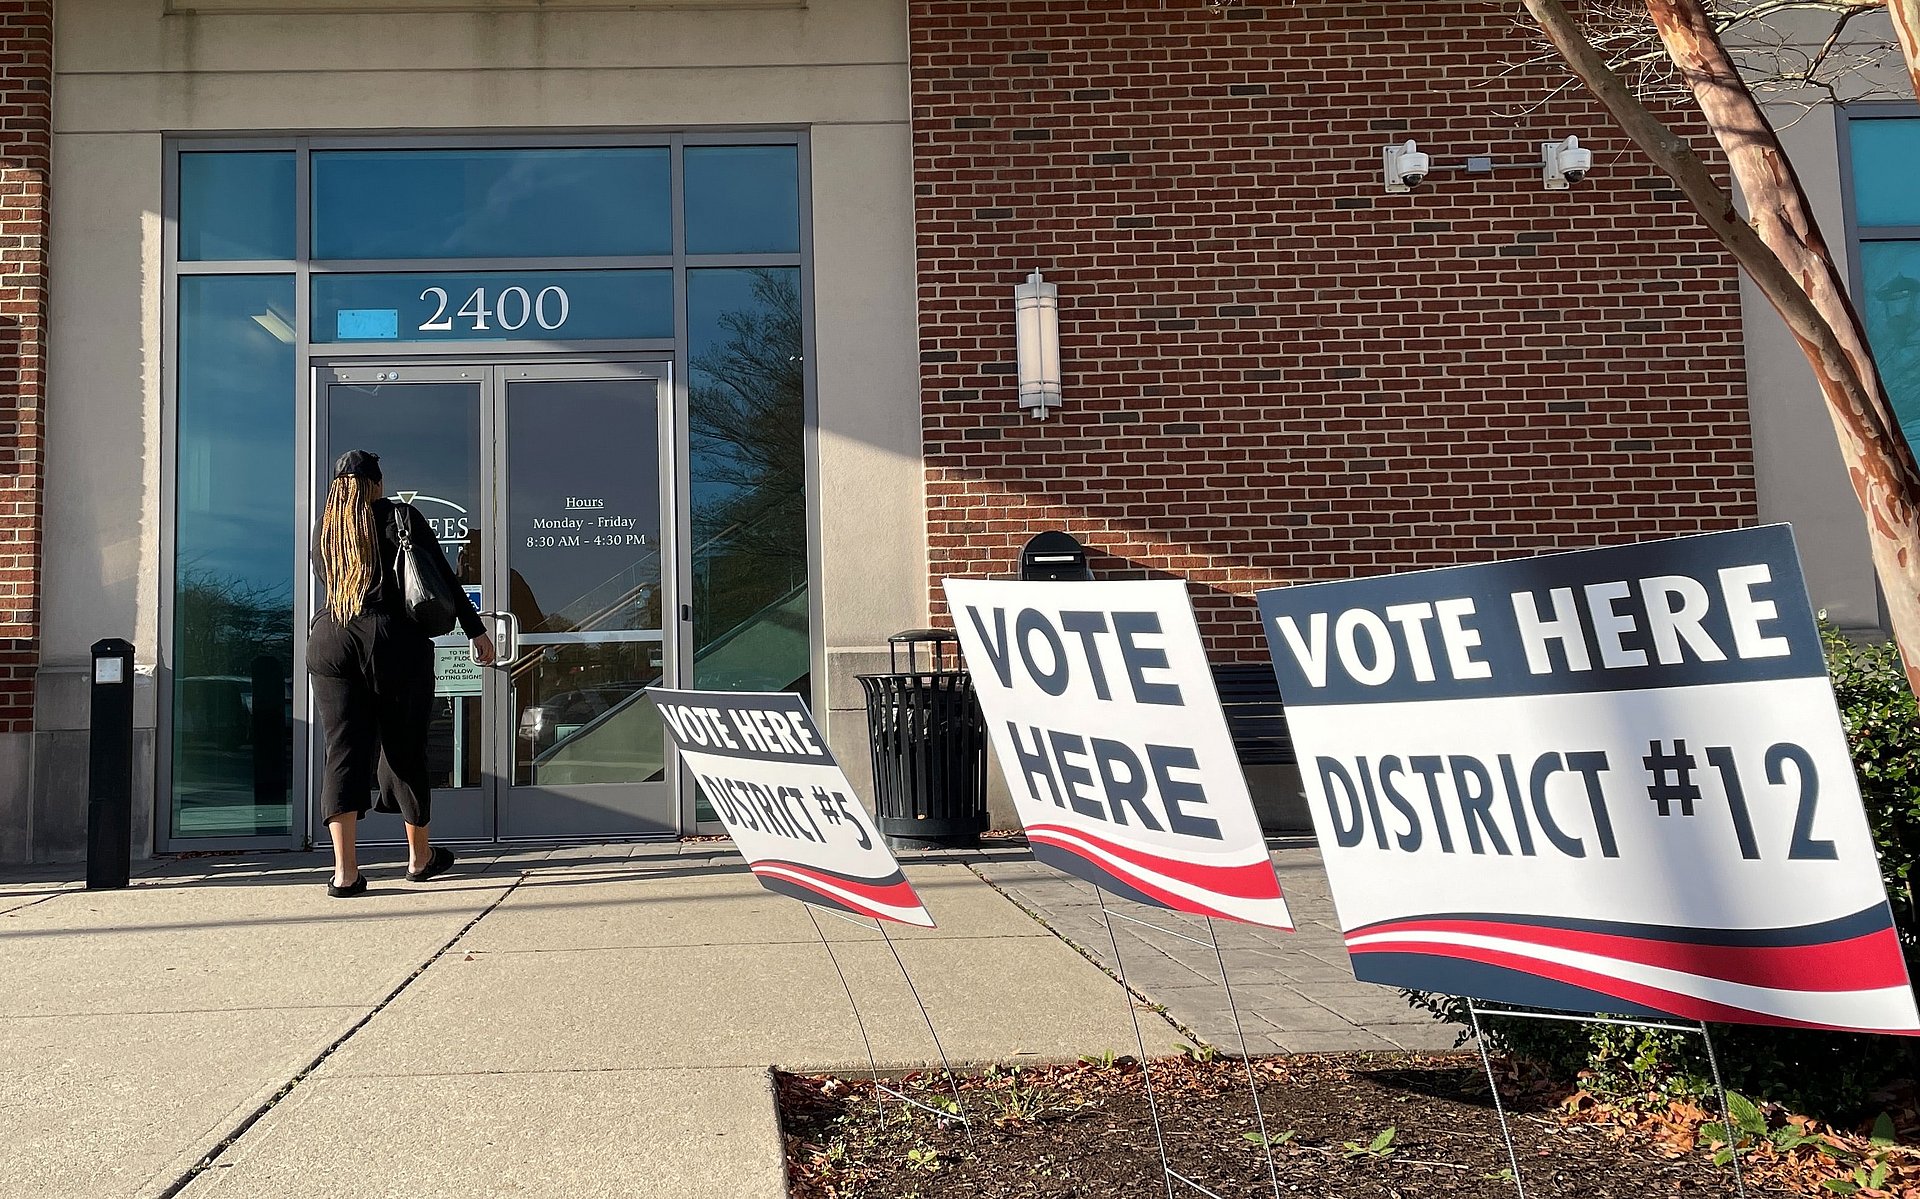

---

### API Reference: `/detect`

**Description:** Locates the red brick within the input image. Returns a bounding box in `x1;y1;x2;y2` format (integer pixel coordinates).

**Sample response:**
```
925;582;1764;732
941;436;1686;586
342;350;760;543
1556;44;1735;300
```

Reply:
911;0;1755;658
0;0;47;713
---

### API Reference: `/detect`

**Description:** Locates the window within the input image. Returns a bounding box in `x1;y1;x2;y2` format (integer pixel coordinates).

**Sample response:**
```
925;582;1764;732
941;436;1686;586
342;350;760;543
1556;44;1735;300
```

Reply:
310;270;672;342
1848;115;1920;447
172;275;297;838
688;267;808;694
178;152;296;261
167;136;812;844
311;148;671;260
684;146;801;254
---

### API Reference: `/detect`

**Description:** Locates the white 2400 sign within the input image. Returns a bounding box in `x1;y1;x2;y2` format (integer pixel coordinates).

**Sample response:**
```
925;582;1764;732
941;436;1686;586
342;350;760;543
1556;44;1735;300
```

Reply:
419;285;570;334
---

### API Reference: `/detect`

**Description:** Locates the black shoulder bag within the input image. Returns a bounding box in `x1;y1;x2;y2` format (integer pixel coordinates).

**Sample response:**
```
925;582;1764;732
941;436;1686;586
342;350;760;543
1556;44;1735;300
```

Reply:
390;502;462;637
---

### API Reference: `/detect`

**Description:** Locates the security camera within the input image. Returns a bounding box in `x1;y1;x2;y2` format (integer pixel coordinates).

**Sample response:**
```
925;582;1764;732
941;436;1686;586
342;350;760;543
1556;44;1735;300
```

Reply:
1543;135;1593;189
1383;140;1431;193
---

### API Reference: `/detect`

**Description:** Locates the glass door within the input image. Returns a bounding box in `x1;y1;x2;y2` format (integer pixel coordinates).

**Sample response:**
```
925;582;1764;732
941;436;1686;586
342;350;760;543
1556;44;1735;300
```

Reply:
494;364;678;837
317;364;492;843
310;361;678;844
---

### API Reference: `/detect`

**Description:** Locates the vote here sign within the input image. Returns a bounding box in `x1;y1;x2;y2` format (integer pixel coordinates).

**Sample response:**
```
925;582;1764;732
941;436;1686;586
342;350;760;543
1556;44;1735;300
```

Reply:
649;688;935;928
1258;526;1919;1033
946;578;1294;930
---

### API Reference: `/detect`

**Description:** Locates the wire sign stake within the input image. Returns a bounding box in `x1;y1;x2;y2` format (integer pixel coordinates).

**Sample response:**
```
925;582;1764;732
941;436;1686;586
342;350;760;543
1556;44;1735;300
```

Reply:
944;579;1302;1197
1096;889;1178;1199
875;914;973;1141
650;689;967;1132
1469;1004;1747;1199
1091;893;1288;1199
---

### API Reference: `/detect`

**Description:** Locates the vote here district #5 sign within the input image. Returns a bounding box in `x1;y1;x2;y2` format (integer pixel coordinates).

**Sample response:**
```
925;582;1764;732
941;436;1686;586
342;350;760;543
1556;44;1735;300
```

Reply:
649;688;935;928
1257;526;1919;1034
946;578;1294;930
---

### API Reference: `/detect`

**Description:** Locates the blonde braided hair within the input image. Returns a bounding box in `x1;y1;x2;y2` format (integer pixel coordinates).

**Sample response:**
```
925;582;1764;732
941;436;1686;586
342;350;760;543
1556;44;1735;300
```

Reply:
318;475;380;622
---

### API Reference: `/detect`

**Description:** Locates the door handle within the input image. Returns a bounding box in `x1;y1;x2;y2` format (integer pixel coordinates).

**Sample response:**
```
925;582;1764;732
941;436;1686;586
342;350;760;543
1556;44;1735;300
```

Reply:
498;610;521;667
474;611;522;668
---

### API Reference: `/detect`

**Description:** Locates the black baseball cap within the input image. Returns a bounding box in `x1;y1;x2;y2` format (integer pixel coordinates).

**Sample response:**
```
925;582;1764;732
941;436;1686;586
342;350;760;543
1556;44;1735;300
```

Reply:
333;449;382;482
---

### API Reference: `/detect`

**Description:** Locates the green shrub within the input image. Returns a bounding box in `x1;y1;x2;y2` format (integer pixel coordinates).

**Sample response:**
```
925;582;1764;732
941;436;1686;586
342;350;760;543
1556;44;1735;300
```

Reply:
1822;622;1920;943
1404;620;1920;1118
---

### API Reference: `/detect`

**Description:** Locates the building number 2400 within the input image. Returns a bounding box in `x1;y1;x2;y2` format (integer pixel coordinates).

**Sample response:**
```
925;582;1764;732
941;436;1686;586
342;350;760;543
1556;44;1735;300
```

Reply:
419;285;570;334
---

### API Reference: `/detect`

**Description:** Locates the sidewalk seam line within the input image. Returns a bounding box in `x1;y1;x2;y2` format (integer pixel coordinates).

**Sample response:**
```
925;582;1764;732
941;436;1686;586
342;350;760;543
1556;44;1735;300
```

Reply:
4;1004;369;1019
962;862;1202;1049
152;872;528;1198
0;891;68;916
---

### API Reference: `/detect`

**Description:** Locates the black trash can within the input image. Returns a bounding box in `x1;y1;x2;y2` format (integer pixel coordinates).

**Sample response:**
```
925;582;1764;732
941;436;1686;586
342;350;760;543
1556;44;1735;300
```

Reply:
858;629;989;851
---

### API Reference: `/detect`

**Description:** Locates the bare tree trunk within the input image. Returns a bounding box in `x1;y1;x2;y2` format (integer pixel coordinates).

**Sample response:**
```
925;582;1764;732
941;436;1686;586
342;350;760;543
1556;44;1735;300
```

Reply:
1525;0;1920;693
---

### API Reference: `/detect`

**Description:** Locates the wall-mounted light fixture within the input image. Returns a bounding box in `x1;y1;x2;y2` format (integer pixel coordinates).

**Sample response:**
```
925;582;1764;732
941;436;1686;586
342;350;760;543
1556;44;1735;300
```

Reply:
1015;269;1061;420
1385;136;1595;191
1542;135;1593;189
1382;140;1431;193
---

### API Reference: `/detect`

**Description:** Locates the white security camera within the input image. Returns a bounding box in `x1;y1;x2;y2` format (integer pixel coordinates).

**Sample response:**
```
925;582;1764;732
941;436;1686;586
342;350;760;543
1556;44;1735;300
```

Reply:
1543;135;1593;189
1383;140;1431;193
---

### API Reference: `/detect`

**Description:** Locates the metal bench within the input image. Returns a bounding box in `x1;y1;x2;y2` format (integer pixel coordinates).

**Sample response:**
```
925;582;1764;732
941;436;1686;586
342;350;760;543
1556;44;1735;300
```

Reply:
1211;663;1297;766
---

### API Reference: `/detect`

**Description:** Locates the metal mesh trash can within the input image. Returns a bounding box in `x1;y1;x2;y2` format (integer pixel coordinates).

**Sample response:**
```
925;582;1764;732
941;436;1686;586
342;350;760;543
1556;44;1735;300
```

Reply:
858;629;989;851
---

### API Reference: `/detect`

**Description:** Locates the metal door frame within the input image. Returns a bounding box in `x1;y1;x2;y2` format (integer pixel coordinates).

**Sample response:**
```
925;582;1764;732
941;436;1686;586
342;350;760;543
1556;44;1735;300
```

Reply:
305;355;683;844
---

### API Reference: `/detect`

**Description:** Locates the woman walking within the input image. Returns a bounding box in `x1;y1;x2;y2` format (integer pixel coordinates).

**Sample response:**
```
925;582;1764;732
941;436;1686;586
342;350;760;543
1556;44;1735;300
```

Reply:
311;450;495;897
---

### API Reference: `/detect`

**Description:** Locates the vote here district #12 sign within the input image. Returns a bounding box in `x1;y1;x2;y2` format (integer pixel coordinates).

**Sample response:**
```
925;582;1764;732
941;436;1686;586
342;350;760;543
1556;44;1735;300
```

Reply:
648;688;935;928
946;578;1294;930
1257;526;1919;1034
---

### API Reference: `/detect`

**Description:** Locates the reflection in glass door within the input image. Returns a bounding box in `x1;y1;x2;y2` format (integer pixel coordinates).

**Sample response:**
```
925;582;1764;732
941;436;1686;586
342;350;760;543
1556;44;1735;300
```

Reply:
497;367;676;837
310;362;677;843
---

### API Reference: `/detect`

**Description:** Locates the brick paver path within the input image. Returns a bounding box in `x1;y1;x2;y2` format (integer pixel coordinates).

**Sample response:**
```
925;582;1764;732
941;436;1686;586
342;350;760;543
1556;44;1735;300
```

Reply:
965;844;1461;1055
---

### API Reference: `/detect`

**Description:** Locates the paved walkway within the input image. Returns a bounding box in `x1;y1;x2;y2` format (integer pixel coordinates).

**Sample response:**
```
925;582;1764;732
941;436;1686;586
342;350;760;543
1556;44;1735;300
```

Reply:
0;840;1452;1198
967;843;1459;1055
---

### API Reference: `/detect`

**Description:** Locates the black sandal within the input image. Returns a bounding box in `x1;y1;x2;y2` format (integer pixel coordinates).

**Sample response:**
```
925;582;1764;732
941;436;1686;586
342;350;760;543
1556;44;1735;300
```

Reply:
405;846;456;883
327;874;367;898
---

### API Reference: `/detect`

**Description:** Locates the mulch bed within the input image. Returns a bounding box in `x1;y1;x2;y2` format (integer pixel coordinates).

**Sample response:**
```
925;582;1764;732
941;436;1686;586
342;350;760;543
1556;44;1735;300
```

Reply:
780;1053;1798;1198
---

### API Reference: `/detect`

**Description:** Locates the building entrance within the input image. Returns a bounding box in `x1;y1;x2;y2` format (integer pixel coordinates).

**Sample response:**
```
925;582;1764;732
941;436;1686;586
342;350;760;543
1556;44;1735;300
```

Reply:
312;360;680;843
162;136;814;852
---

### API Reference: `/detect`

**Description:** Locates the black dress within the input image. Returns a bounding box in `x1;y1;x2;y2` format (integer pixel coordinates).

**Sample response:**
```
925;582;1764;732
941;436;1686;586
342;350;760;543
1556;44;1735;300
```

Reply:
309;498;485;825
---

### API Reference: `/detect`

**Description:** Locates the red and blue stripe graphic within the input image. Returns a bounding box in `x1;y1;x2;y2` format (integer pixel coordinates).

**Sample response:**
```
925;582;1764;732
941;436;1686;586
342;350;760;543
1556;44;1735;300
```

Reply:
750;859;936;928
1344;906;1920;1034
1026;823;1294;931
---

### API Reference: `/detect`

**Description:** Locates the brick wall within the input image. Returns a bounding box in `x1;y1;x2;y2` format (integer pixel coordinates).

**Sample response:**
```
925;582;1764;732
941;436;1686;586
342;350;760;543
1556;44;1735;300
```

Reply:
911;0;1756;660
0;0;48;730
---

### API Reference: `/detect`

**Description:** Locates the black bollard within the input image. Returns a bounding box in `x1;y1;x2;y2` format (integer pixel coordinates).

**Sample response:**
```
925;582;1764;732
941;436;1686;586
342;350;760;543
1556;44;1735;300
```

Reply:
87;638;134;890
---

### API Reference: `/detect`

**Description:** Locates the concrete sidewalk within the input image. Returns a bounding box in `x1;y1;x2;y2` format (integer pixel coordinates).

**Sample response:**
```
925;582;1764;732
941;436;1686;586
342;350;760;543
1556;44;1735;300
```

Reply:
0;844;1149;1199
0;841;1444;1198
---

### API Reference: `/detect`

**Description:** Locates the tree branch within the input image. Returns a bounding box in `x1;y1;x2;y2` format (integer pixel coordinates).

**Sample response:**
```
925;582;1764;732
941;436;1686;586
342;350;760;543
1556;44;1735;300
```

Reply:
1526;0;1920;688
1518;0;1903;106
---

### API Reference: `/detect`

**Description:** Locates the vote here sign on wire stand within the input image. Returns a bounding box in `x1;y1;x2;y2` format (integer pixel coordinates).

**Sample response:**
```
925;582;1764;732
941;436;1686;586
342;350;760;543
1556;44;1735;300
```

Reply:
1257;525;1919;1034
947;577;1293;930
650;688;936;929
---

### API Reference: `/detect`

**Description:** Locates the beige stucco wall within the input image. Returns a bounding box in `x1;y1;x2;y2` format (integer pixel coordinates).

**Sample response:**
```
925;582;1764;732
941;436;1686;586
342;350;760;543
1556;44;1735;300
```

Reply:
44;0;928;732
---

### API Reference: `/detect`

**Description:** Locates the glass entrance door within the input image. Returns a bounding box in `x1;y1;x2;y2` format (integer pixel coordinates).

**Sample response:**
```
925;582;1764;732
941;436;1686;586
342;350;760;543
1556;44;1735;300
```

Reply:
312;361;678;843
319;365;490;843
496;366;675;837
